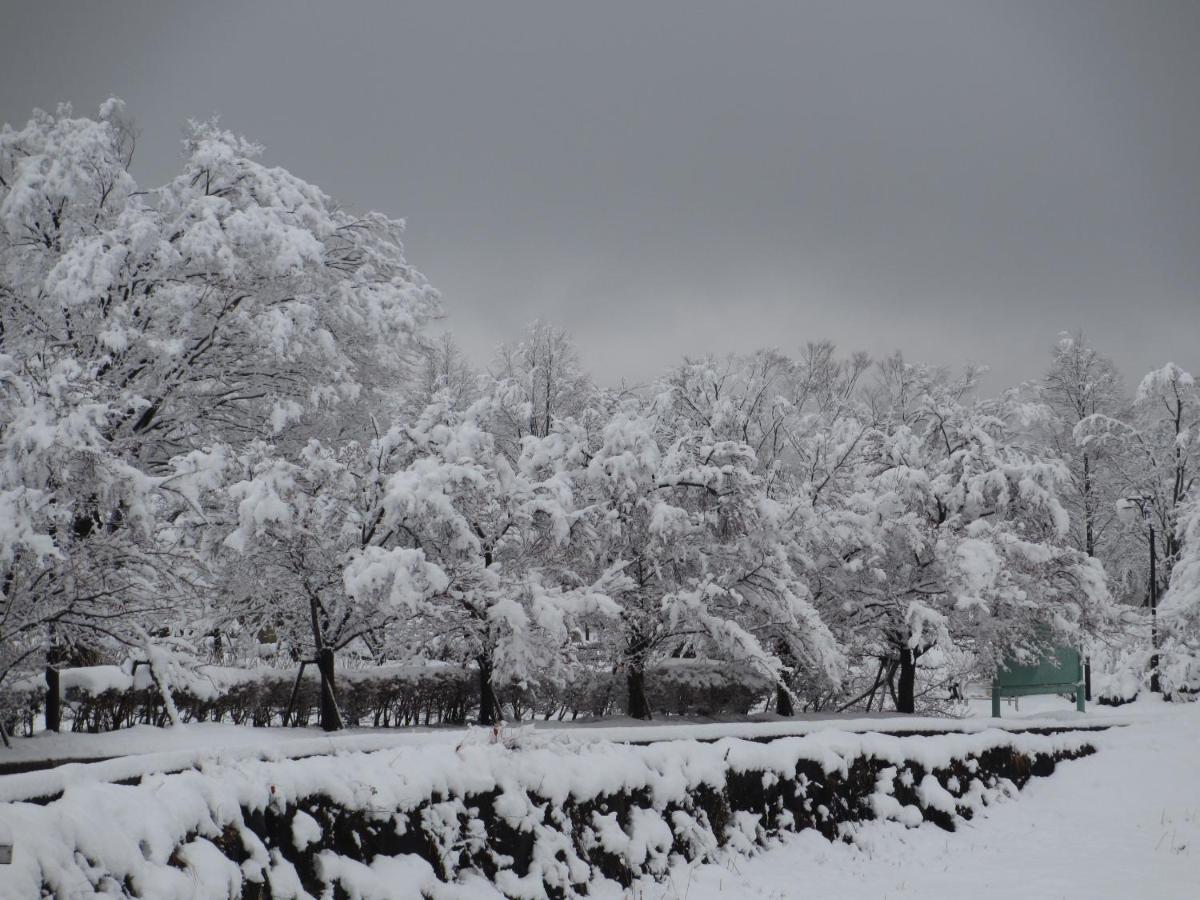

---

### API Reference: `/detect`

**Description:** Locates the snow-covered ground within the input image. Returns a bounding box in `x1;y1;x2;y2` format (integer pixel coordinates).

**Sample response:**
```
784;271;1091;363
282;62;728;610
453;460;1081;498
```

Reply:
0;693;1190;898
625;695;1199;900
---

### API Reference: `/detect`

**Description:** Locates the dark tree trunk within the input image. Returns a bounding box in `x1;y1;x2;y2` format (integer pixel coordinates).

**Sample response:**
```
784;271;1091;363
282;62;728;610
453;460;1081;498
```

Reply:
307;593;342;731
627;662;651;720
776;682;795;716
477;653;499;725
774;640;795;716
896;648;917;714
1082;452;1095;701
318;646;342;731
45;666;61;733
45;627;68;733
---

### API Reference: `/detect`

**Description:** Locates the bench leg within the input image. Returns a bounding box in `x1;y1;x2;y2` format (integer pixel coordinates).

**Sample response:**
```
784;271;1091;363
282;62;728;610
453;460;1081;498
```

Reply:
991;686;1001;718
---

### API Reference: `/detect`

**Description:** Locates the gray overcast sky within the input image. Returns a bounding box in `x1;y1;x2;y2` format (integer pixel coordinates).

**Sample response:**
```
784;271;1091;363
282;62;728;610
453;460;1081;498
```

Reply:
2;1;1198;390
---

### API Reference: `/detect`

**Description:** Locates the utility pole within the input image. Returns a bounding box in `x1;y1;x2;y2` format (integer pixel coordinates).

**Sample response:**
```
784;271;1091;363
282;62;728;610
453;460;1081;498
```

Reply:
1118;497;1161;693
1149;518;1159;693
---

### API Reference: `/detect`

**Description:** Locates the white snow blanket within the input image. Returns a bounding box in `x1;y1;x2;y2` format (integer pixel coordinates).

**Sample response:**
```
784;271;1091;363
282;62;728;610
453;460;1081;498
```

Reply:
659;697;1200;900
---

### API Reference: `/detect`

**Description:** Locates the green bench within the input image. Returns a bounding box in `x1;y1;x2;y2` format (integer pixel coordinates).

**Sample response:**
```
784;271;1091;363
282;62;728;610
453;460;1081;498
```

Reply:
992;646;1085;717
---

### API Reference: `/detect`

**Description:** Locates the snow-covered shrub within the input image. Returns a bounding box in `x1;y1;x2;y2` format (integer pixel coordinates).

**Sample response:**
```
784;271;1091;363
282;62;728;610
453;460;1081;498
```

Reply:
0;676;42;737
1159;645;1200;702
0;728;1096;898
1083;642;1147;708
2;663;477;735
9;657;778;736
1095;669;1141;707
514;659;775;722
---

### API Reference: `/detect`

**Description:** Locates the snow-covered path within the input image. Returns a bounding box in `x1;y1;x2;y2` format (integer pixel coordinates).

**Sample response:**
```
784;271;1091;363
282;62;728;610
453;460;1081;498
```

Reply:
646;697;1199;900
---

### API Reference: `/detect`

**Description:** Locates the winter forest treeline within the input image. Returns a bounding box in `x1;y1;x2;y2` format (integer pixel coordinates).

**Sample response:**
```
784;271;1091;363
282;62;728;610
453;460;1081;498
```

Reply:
1;102;1198;730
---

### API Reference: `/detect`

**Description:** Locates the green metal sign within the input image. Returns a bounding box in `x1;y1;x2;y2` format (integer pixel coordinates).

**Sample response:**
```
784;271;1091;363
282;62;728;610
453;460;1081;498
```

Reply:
992;645;1085;717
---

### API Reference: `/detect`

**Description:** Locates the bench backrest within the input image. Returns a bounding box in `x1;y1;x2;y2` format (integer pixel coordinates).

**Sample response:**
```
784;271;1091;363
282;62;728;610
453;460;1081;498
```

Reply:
993;645;1083;698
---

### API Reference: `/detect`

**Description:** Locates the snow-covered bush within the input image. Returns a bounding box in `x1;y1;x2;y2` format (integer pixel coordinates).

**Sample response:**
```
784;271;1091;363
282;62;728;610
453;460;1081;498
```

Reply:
2;658;780;736
0;728;1095;898
1159;643;1200;702
1094;670;1141;707
2;663;477;735
515;658;776;722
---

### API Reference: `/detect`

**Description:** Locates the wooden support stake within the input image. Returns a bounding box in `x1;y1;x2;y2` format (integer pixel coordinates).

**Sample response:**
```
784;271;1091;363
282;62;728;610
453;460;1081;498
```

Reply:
282;660;310;728
45;667;61;733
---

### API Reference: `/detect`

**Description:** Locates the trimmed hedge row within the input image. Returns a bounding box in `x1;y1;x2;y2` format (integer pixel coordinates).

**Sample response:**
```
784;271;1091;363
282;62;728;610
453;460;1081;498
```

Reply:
2;664;478;734
1;659;774;735
3;727;1097;898
257;740;1092;897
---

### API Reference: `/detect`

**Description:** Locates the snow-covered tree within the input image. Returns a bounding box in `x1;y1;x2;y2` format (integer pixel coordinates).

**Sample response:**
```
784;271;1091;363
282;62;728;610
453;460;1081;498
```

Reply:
827;358;1112;712
0;101;437;696
1039;333;1128;565
211;437;436;727
1077;363;1200;690
490;321;602;452
347;394;618;723
1079;365;1200;588
664;344;873;496
664;350;796;484
3;104;437;462
1162;493;1200;689
577;391;843;719
1034;334;1135;693
0;351;225;688
403;332;481;421
660;347;876;712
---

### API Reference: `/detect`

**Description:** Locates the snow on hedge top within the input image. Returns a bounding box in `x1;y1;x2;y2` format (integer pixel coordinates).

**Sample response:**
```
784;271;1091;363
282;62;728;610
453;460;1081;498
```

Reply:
0;712;1118;805
0;726;1096;900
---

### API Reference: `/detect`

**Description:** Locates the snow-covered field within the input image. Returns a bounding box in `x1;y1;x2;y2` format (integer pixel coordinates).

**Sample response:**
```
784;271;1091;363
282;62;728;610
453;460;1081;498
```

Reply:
631;696;1199;900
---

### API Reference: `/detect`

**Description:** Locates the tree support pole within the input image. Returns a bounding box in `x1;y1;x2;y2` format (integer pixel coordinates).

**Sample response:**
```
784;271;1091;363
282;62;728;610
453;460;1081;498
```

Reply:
45;667;61;733
1149;524;1161;693
318;647;343;731
282;660;309;727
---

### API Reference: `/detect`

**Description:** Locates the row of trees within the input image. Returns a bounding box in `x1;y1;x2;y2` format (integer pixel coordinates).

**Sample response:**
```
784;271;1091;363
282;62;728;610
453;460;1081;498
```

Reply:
1;102;1194;728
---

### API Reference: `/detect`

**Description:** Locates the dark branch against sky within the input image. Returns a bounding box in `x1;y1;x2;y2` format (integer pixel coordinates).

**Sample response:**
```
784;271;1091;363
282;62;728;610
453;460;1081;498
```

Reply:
3;1;1197;390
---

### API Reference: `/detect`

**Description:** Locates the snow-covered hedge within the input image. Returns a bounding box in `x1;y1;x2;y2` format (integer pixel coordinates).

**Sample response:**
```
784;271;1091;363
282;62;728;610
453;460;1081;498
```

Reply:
1161;650;1200;702
1;659;773;735
1;663;474;734
1095;672;1140;707
0;727;1095;898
